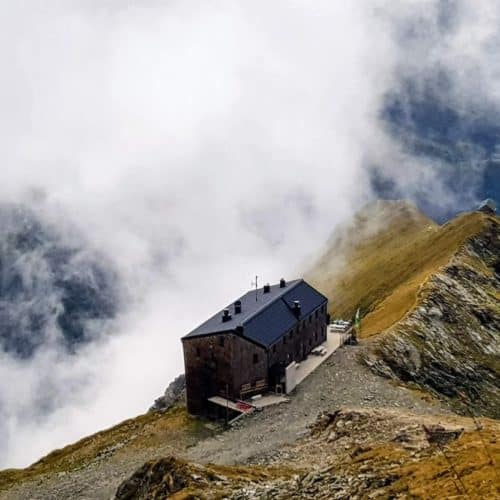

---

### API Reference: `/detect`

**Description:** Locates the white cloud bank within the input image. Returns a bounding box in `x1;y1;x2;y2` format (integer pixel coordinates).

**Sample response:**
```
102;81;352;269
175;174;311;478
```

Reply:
0;0;498;468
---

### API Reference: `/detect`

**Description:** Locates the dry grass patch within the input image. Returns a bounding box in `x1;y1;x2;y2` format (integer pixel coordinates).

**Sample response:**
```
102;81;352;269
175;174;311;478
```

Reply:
308;201;493;338
343;416;500;499
389;426;500;499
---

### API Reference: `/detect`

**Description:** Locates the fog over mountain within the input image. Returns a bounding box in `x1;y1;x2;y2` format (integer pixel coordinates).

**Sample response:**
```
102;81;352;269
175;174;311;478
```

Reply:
1;1;499;468
0;203;118;358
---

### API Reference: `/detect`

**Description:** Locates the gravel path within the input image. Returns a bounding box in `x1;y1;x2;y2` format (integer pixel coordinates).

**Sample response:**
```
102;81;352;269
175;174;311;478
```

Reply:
185;344;448;466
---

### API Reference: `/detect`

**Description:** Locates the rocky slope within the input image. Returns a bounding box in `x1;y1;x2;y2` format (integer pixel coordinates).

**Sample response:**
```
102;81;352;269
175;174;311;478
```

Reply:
364;214;500;418
115;408;500;499
149;374;186;413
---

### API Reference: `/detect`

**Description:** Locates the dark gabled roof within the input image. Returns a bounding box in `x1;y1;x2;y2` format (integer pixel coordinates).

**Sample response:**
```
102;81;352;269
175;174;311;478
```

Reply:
182;279;328;348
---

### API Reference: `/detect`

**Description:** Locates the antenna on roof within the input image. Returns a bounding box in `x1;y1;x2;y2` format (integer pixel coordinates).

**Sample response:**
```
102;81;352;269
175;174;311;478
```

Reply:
251;275;258;302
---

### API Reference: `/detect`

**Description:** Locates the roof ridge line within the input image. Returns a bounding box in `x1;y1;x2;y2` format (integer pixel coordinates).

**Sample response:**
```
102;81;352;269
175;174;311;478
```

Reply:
240;279;303;327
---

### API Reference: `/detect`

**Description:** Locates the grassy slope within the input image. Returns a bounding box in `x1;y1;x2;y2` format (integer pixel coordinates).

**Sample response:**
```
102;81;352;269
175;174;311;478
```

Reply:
344;415;500;499
307;200;492;338
0;406;209;493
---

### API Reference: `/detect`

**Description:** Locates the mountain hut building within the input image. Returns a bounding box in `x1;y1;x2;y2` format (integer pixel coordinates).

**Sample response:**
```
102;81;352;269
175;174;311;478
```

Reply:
181;278;329;416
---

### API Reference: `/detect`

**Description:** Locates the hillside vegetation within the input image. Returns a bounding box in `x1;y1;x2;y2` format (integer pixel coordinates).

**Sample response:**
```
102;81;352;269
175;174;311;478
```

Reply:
308;200;493;338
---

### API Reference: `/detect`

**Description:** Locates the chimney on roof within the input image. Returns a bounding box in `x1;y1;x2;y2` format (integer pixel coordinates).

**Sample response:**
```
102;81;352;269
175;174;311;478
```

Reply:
280;278;286;288
293;300;301;317
234;300;242;314
263;283;271;293
222;309;232;322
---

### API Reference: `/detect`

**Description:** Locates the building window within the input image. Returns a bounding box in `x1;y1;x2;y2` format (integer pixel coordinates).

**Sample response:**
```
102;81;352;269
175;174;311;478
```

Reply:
253;353;259;364
309;316;312;324
219;336;224;347
273;344;276;353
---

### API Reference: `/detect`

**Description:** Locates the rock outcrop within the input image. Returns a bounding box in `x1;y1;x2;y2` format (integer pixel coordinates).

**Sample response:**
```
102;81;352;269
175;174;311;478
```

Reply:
114;456;209;500
149;374;186;413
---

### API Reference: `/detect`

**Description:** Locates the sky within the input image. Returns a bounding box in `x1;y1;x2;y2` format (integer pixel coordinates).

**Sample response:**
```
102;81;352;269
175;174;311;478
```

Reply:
0;0;499;468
